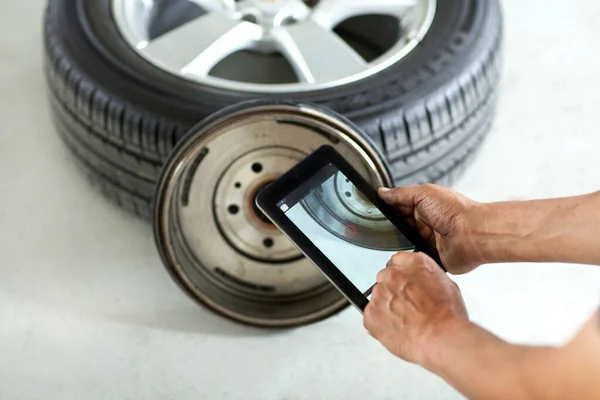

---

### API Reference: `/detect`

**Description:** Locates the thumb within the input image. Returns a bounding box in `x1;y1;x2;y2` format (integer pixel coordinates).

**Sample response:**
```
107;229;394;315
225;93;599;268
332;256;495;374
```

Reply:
377;186;415;206
378;186;428;210
377;187;394;203
377;187;392;196
377;186;400;202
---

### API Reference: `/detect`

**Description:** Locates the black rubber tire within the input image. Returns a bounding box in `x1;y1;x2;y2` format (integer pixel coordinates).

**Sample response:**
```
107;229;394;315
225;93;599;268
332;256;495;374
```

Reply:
44;0;502;220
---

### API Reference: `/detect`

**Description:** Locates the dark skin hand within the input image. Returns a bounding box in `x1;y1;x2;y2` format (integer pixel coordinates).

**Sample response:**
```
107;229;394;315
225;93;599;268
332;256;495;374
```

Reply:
364;252;468;365
376;184;486;274
364;184;600;400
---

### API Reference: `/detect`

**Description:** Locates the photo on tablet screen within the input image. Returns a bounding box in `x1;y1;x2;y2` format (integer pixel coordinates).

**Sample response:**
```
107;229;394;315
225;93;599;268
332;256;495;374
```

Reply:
278;163;415;294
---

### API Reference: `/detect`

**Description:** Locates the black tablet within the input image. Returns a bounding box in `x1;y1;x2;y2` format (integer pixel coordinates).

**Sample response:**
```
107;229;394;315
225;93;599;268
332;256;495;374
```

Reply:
255;145;445;313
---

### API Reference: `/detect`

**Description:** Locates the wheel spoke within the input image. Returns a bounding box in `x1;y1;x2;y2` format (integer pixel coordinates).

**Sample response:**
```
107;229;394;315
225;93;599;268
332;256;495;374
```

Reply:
312;0;419;29
186;0;233;12
141;11;261;77
275;20;367;84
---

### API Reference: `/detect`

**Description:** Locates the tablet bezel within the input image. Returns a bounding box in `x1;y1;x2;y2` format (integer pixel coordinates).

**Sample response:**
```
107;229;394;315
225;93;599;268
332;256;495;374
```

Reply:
255;145;446;312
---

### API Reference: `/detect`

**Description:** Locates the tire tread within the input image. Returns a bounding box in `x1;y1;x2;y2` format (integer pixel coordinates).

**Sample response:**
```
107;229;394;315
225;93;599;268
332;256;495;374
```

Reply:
43;0;503;219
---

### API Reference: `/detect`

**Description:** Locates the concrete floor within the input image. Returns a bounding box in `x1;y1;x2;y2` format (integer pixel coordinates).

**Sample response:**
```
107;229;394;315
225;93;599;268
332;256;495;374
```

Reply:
1;1;600;399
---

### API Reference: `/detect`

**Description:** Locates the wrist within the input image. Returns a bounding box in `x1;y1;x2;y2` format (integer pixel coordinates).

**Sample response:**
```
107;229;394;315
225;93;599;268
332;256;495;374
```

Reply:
469;202;513;264
417;316;476;373
467;201;544;265
456;202;514;267
420;317;559;400
419;317;518;399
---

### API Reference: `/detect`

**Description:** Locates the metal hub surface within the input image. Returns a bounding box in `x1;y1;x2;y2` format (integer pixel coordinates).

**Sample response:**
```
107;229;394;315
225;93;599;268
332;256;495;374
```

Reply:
112;0;437;92
153;102;392;326
213;147;303;263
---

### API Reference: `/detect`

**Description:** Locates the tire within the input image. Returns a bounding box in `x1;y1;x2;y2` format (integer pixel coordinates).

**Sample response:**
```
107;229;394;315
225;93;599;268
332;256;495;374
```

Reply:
44;0;502;220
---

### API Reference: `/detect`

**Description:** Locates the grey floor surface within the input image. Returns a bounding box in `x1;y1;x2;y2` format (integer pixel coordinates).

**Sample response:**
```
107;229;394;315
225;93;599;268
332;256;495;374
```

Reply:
1;1;600;399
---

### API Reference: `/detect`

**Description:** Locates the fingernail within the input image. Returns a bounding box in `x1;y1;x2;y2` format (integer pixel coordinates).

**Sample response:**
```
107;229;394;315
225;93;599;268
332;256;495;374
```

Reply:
378;187;391;194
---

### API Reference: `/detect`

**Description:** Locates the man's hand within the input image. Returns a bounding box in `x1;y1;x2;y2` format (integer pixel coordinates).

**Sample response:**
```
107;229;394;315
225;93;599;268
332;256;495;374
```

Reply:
365;187;600;400
364;252;600;400
378;184;485;274
363;251;468;365
379;185;600;269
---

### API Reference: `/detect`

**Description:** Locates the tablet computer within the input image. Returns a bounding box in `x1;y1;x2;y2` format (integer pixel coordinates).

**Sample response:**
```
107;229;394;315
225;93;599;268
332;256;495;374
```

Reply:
255;145;445;313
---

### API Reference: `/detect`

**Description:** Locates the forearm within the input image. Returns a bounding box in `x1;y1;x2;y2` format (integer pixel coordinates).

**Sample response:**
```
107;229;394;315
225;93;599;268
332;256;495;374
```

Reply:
473;191;600;265
421;311;600;400
421;320;564;400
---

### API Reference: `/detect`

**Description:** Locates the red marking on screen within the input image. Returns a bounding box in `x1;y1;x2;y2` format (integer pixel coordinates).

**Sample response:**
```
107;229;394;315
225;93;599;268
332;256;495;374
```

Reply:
345;225;357;237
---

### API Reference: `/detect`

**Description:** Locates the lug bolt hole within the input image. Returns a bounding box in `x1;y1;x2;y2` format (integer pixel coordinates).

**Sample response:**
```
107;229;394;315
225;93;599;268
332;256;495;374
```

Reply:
228;205;240;215
252;163;263;173
241;13;259;24
234;182;241;188
345;191;352;197
263;238;274;248
281;16;298;26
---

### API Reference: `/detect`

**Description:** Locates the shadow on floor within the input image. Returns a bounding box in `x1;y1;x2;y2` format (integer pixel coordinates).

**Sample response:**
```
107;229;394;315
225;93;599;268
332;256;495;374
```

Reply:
107;303;291;338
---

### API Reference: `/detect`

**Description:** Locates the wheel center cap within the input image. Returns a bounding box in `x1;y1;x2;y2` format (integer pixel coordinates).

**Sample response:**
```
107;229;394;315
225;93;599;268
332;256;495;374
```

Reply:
250;0;291;12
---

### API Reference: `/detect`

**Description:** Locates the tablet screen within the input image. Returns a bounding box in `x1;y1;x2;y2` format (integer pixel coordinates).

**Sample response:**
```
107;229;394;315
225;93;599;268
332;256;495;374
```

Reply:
277;163;415;294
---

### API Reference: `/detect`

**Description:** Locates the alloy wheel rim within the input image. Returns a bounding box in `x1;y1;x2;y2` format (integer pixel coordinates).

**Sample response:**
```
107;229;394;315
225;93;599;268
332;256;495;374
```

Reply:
112;0;437;93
